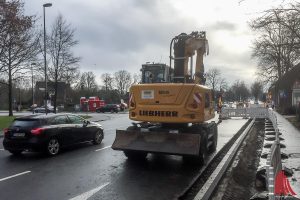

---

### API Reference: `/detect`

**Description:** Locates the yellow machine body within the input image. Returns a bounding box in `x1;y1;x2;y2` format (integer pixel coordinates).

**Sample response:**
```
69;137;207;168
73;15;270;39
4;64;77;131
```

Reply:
112;31;218;158
129;83;215;123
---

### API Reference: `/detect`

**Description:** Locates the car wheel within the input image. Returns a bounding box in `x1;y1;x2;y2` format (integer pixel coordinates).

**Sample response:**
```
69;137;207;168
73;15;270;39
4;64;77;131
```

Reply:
110;109;114;113
46;138;60;156
8;150;23;156
93;130;104;145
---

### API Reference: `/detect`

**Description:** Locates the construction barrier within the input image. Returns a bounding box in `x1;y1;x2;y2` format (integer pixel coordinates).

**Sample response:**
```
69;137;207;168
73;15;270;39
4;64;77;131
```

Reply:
220;107;268;119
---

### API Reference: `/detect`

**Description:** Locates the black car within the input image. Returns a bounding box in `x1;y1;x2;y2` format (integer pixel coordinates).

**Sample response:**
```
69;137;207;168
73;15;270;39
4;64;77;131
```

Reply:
3;114;104;156
96;104;120;113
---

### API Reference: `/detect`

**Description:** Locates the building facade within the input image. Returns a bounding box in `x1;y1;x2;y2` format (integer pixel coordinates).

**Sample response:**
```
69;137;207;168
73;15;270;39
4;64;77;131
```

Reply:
270;64;300;113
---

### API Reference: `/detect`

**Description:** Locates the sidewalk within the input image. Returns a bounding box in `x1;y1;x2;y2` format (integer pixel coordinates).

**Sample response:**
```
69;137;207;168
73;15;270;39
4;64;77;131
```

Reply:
275;112;300;196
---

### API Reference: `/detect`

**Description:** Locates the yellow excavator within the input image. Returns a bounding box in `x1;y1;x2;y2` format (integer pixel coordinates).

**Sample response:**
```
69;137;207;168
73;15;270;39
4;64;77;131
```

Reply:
112;31;217;163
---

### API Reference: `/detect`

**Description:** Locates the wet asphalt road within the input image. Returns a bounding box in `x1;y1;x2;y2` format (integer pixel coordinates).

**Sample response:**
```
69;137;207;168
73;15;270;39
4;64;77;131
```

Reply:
0;113;247;200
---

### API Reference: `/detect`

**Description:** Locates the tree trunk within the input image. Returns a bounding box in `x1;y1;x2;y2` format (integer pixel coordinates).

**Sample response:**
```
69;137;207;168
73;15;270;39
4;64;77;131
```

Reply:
8;64;13;116
54;78;58;114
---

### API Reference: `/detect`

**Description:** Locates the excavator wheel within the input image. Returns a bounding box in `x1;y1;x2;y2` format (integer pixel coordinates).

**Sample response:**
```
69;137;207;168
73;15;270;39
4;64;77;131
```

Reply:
198;129;208;164
183;128;208;165
208;123;218;153
122;126;148;160
124;150;148;160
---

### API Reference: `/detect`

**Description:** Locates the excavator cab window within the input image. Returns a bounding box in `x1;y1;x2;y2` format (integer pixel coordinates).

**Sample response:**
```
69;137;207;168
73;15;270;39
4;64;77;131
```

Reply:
143;69;166;83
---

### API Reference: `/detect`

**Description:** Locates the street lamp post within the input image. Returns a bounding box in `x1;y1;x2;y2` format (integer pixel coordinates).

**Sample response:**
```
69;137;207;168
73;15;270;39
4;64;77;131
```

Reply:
31;63;36;113
43;2;52;115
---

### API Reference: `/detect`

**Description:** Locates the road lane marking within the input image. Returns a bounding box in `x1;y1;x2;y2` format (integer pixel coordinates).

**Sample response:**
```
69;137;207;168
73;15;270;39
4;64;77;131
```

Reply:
95;146;111;152
0;149;4;151
0;171;31;182
69;182;109;200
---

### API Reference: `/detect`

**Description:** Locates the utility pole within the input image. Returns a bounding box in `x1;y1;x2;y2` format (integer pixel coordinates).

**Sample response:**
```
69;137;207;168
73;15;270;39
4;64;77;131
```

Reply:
43;2;52;115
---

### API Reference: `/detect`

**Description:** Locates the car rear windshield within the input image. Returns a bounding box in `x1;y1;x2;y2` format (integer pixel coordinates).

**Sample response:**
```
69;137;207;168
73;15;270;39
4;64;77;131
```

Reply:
11;119;41;128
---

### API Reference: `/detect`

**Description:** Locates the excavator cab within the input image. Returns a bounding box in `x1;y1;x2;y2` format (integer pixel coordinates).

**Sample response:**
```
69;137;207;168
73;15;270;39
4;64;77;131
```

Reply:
141;63;172;83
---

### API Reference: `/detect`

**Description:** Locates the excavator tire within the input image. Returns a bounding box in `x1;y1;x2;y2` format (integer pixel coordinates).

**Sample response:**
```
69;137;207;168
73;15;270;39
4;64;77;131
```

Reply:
208;122;218;153
124;150;148;160
198;129;208;164
122;126;148;160
183;128;208;165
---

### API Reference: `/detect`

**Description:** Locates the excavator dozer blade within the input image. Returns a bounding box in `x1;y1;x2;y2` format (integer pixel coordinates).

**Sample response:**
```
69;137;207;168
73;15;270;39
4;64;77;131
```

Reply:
112;130;201;156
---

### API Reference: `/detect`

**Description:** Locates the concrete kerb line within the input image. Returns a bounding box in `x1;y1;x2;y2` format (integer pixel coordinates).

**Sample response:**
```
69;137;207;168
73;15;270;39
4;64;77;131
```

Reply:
193;118;256;200
219;108;286;199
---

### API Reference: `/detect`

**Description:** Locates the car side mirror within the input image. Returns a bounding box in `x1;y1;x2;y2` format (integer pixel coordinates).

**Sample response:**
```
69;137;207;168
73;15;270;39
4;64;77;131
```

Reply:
83;120;90;127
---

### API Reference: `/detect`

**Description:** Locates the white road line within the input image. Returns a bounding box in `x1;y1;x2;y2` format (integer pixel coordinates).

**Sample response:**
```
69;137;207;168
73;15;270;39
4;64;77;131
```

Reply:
0;171;31;182
69;182;109;200
0;148;4;151
95;145;111;152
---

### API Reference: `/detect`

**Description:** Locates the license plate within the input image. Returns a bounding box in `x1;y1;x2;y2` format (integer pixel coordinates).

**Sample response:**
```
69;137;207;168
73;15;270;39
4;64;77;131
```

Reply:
13;133;25;137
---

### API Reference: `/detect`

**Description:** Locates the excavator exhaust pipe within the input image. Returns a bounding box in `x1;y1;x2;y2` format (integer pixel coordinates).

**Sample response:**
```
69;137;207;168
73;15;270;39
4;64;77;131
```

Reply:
112;130;201;156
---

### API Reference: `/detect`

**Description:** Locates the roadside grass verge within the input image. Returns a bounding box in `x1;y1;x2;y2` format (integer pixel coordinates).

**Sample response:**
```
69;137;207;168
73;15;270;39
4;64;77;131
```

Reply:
0;116;15;130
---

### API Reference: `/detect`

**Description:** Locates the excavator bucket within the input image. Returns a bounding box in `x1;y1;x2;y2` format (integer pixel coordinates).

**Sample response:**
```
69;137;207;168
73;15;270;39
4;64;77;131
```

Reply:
112;130;201;156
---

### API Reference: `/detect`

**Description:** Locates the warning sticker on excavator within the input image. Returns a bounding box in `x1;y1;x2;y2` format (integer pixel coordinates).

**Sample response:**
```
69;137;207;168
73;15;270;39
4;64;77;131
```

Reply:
141;90;154;99
193;93;202;104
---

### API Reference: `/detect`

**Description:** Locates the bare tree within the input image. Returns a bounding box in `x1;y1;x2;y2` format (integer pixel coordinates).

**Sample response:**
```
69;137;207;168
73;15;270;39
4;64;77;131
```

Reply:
0;0;40;116
206;68;221;92
231;80;250;101
250;3;300;84
219;78;228;91
114;70;132;96
251;81;263;101
77;71;97;91
47;14;80;113
132;73;141;85
101;73;113;91
64;68;80;86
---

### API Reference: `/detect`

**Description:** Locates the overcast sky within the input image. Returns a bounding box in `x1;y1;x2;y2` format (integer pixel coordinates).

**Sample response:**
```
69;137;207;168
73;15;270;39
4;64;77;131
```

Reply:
24;0;291;86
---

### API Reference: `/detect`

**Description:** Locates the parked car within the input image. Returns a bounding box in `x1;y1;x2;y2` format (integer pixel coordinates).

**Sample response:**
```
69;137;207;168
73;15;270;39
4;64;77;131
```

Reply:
96;104;120;113
3;113;104;156
33;106;57;113
119;102;128;111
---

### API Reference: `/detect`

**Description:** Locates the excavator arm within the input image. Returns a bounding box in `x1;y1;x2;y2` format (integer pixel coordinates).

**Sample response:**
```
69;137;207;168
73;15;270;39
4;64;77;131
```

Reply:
172;31;208;84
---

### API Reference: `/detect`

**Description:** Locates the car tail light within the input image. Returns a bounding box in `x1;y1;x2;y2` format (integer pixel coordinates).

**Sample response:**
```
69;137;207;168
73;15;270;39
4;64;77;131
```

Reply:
3;128;9;136
31;128;45;135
